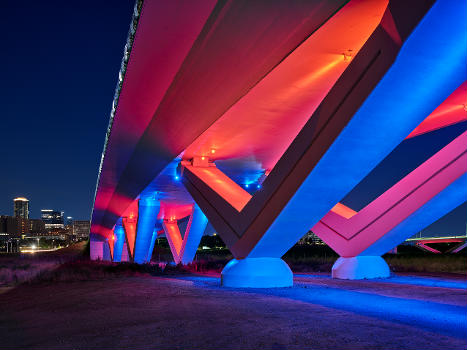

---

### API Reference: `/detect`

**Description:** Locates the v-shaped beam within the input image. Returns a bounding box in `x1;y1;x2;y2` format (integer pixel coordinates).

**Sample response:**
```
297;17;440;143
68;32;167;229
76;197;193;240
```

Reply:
311;131;467;257
122;217;137;262
183;0;462;259
163;204;208;264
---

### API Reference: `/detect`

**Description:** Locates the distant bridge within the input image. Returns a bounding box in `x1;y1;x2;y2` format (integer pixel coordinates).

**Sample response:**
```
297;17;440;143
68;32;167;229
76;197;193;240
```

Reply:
405;235;467;254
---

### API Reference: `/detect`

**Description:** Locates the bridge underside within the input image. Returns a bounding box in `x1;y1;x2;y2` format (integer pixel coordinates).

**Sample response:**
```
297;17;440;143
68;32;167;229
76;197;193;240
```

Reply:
91;0;467;286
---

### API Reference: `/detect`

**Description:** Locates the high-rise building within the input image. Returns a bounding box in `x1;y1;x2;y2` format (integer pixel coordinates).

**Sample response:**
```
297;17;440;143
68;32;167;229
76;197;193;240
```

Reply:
13;197;29;219
73;220;90;238
65;216;73;226
41;209;64;229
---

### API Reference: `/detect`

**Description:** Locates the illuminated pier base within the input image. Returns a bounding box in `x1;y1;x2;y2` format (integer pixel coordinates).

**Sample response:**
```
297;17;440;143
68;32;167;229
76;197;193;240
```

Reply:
332;256;390;280
221;258;293;288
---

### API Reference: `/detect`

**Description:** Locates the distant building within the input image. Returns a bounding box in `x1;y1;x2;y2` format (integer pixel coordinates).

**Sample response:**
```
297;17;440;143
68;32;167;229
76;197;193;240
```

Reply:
298;231;324;245
13;197;29;219
41;209;64;229
29;219;46;235
0;216;6;234
65;216;73;226
0;216;29;237
48;227;72;239
73;220;90;238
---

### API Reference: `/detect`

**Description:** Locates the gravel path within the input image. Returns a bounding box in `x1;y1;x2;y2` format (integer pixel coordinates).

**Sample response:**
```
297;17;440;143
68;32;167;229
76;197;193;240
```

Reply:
0;273;465;349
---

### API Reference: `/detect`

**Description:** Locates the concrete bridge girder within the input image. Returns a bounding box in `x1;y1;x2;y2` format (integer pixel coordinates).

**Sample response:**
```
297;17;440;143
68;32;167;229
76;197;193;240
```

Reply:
181;0;466;285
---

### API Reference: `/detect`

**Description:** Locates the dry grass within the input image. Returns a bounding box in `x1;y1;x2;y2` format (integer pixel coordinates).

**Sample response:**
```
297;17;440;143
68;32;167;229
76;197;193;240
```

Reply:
30;260;166;284
0;243;87;286
385;254;467;274
2;242;465;287
0;260;59;286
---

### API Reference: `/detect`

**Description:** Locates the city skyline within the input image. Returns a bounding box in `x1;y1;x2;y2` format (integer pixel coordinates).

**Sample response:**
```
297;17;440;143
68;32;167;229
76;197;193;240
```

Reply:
0;1;134;220
5;196;88;221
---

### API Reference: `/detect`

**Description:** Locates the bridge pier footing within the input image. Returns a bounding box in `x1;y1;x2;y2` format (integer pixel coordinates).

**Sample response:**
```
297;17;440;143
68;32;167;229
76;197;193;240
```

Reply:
332;256;390;280
221;258;293;288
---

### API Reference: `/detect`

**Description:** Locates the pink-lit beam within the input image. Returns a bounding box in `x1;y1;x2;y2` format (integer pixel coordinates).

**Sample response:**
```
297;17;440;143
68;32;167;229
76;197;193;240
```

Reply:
414;238;465;244
311;131;467;258
415;243;441;254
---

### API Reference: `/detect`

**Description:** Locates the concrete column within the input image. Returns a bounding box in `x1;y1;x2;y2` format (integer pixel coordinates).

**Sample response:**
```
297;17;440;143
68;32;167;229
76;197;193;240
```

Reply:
103;241;111;261
122;216;137;262
163;220;183;264
180;204;208;264
134;195;160;264
163;204;208;265
112;219;125;262
90;233;104;260
121;242;129;262
146;227;159;262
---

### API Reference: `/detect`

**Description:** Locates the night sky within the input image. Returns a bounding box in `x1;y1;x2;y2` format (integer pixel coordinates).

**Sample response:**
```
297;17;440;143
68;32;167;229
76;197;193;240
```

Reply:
0;1;134;220
0;1;465;235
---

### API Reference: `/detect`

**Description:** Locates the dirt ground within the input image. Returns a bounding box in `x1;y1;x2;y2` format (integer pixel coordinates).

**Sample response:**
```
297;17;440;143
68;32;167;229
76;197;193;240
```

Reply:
0;272;465;350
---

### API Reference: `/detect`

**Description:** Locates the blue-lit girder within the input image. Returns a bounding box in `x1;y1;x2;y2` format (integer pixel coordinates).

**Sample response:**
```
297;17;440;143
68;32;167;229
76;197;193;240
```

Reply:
248;0;467;258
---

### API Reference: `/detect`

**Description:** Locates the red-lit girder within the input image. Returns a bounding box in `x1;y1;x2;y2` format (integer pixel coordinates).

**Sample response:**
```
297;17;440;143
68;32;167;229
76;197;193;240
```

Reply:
406;81;467;138
182;0;389;170
183;161;251;212
92;0;350;239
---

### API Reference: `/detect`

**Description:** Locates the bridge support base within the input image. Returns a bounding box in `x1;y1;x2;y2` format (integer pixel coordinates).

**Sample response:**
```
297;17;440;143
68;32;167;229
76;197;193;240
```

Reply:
332;256;390;280
221;258;293;288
